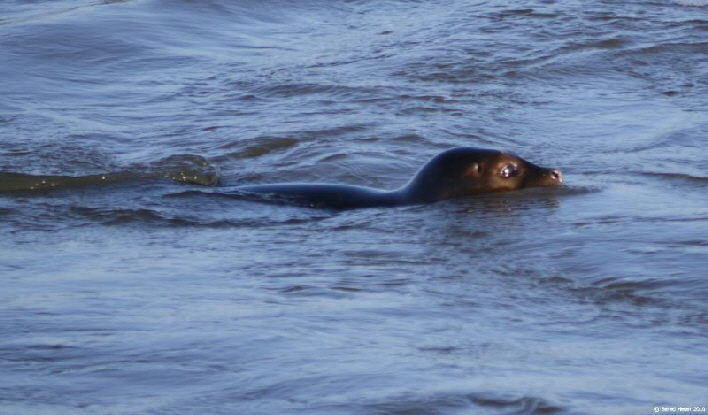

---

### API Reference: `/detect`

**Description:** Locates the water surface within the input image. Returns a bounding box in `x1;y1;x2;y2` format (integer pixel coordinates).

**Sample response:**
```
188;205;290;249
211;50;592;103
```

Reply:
1;0;707;414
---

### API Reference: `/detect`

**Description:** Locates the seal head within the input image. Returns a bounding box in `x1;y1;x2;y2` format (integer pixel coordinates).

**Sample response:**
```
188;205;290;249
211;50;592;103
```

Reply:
403;147;562;202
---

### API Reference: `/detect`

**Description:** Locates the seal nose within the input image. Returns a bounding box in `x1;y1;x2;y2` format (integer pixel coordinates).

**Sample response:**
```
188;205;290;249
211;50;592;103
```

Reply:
549;169;563;184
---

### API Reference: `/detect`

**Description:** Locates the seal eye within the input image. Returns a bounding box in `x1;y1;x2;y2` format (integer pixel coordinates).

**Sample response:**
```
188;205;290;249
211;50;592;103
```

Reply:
500;163;518;178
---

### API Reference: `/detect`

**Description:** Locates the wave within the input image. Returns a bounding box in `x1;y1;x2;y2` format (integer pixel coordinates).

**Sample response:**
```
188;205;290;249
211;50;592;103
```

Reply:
676;0;708;6
300;391;565;415
0;154;219;193
640;171;708;184
66;202;331;227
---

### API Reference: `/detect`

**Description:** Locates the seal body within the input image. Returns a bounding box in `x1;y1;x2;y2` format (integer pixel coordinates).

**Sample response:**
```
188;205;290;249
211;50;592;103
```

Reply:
233;147;562;209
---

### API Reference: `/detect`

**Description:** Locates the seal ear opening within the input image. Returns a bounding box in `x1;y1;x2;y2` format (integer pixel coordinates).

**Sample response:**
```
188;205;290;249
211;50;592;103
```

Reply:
464;162;482;177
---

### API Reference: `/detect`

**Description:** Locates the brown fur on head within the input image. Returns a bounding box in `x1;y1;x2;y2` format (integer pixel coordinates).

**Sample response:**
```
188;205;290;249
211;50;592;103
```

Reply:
406;147;562;202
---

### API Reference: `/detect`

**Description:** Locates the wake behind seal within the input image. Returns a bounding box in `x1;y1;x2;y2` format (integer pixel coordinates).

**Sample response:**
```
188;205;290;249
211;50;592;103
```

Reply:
222;147;563;209
0;154;220;193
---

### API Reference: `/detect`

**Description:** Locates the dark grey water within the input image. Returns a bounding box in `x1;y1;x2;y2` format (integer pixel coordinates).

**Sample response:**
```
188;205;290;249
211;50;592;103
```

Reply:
2;0;708;414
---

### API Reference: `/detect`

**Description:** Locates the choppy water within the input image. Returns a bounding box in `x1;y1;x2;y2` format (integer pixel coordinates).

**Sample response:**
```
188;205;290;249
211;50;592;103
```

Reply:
2;0;708;414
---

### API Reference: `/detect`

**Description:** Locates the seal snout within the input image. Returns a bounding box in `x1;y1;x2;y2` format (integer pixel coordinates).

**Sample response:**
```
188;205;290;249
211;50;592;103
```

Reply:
549;169;563;184
535;167;563;186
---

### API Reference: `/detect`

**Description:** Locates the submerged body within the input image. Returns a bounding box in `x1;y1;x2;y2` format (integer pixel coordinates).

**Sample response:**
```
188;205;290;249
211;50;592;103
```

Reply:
232;148;563;209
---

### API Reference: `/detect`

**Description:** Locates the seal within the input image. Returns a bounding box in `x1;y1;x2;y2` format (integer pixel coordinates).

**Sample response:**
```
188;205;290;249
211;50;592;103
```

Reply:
229;147;562;209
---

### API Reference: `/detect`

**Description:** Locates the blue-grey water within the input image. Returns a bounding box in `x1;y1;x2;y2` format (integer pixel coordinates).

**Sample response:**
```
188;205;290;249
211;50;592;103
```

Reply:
2;1;708;414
